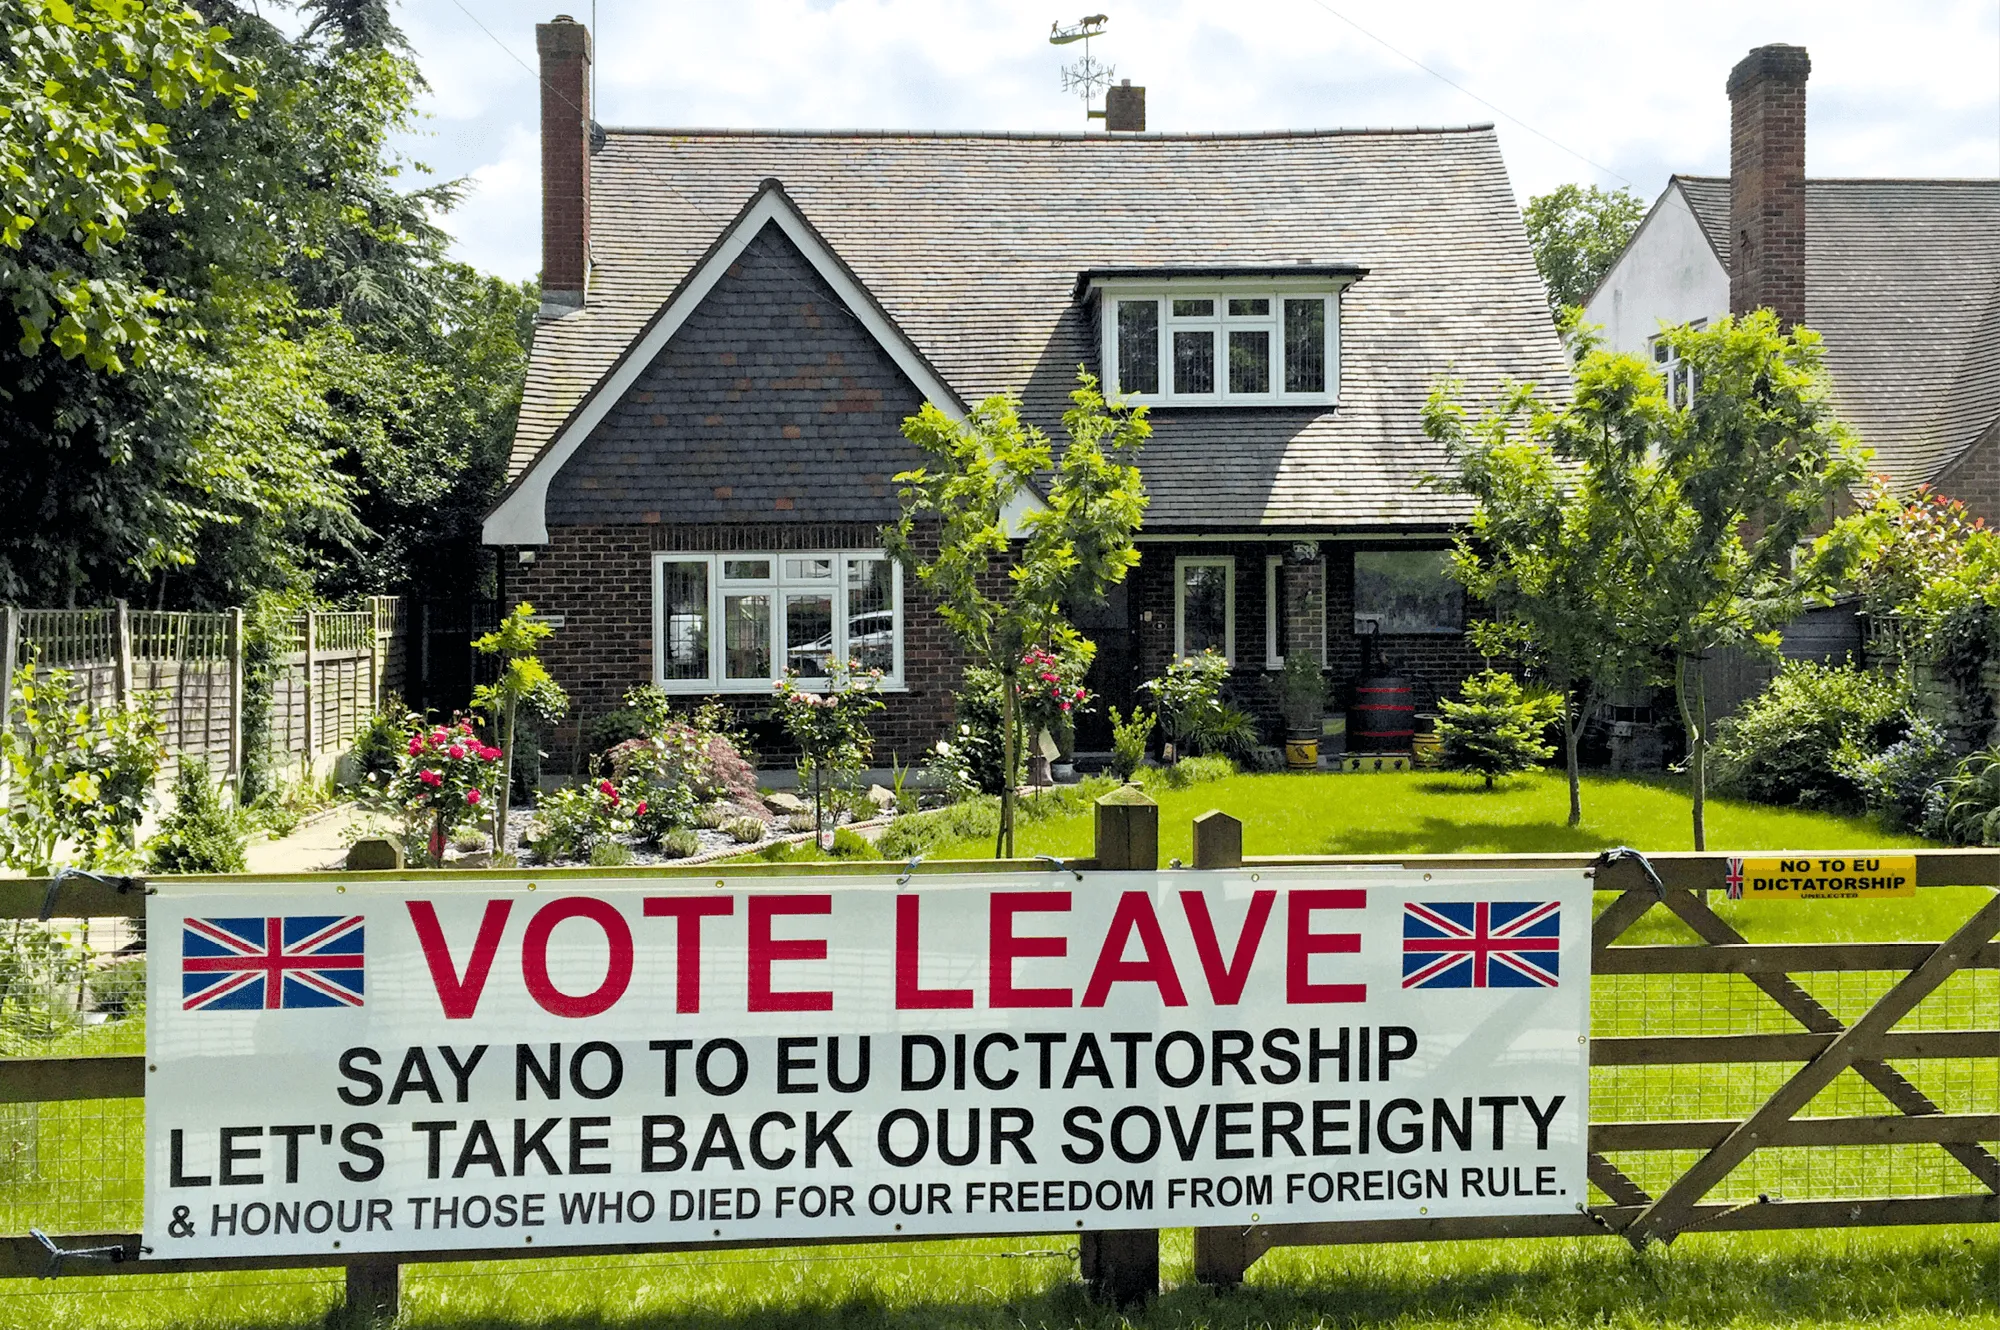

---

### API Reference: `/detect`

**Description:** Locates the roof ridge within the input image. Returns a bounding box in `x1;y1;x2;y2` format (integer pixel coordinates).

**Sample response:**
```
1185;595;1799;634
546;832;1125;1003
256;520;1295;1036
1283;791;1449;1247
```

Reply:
601;124;1497;142
1668;174;2000;187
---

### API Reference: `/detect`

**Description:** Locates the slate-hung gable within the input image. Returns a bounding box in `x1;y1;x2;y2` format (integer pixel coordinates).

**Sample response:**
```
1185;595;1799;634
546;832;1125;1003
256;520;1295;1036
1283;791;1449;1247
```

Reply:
488;14;1568;760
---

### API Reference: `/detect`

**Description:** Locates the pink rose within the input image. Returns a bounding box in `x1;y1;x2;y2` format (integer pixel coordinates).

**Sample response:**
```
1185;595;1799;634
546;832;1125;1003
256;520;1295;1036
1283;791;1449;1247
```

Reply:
407;736;421;755
448;744;466;760
419;769;442;787
598;780;615;796
636;801;648;816
466;788;481;804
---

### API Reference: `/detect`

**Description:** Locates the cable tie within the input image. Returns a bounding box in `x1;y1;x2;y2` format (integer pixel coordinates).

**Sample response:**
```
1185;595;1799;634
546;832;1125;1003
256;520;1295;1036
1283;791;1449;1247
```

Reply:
1596;846;1667;901
896;855;924;887
1034;855;1082;881
29;1228;130;1278
39;867;136;922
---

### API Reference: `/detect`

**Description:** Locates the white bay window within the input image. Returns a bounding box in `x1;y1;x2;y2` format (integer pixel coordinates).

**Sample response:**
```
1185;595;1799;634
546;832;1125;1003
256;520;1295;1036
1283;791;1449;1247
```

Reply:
653;551;902;691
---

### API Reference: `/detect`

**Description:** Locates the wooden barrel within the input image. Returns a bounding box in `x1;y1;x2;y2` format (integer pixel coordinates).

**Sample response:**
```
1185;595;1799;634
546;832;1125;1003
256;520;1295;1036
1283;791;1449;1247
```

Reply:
1351;677;1414;752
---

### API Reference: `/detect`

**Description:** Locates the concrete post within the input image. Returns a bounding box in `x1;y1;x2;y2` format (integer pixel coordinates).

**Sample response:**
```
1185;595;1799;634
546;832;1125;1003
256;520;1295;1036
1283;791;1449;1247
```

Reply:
1082;783;1161;1306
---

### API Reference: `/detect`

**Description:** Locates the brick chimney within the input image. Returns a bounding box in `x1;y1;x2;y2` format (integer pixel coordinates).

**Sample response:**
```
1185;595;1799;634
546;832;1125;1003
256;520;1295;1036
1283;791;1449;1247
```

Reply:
1105;80;1145;132
1726;44;1810;329
538;15;592;315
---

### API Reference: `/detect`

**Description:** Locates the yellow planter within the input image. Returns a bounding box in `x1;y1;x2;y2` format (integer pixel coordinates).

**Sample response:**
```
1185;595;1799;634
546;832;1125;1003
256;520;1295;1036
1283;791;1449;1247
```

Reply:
1412;732;1443;768
1285;737;1320;770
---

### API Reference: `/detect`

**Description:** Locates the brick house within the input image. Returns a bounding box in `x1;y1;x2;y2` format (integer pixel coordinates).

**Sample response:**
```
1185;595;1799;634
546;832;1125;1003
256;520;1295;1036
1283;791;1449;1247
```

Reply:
1584;44;2000;519
483;15;1568;764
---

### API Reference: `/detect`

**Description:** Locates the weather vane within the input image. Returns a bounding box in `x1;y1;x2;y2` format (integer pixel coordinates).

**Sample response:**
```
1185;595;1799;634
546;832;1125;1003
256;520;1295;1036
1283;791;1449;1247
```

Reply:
1050;14;1113;121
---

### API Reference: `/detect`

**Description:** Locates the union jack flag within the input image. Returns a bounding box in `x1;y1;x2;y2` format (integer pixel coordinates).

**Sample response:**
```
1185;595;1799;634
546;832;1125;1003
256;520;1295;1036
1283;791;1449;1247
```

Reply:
1725;857;1745;900
1402;901;1560;989
182;916;365;1011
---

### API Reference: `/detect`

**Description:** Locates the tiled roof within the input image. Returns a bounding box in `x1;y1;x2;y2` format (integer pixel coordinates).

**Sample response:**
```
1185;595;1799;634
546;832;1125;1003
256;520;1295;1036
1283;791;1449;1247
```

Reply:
1675;176;2000;485
509;127;1569;531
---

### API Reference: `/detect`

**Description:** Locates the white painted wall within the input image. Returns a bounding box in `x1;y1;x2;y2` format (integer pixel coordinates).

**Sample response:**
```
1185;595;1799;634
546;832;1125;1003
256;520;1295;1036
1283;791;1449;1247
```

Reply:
1581;184;1729;358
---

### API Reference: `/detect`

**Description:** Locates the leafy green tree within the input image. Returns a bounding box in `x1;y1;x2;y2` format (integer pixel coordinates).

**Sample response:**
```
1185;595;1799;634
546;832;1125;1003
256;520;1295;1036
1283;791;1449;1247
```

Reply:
1563;313;1865;848
0;1;534;607
1522;183;1646;315
0;0;255;370
1425;379;1654;826
472;604;567;857
887;371;1148;857
1437;669;1561;789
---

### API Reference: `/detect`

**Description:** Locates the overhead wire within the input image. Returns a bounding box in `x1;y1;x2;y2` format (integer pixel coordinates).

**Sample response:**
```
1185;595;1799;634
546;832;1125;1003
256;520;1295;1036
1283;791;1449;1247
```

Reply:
1295;0;1633;187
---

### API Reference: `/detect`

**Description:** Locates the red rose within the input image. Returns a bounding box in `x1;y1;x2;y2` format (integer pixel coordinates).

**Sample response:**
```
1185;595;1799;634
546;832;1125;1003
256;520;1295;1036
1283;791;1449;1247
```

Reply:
419;769;442;787
466;788;481;804
636;801;648;816
448;744;466;760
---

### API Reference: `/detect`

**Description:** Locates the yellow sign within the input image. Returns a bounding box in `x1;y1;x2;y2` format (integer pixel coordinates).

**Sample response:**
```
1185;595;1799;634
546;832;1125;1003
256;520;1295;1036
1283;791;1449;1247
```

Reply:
1726;854;1917;900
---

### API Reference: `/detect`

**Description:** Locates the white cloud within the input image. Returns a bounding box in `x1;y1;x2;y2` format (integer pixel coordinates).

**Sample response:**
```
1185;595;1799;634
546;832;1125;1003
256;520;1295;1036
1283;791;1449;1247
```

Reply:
393;0;2000;280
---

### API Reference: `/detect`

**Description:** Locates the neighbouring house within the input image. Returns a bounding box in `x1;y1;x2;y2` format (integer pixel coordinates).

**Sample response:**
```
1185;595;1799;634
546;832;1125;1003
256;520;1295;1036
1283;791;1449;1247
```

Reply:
483;14;1569;764
1584;44;2000;520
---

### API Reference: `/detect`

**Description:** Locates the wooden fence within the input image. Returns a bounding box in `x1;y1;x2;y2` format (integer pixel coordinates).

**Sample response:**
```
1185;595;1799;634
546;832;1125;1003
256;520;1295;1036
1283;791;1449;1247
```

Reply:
0;598;407;790
0;798;1991;1316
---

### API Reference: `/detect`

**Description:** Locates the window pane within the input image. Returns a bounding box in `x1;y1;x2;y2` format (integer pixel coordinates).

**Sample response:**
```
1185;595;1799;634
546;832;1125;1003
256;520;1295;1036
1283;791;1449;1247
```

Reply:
1171;298;1214;318
784;556;834;581
722;594;771;680
1284;298;1326;393
1227;297;1270;317
659;560;710;681
1229;329;1271;394
723;558;771;581
845;558;895;675
784;593;834;679
1116;300;1159;395
1181;564;1230;657
1173;330;1215;394
1353;550;1464;635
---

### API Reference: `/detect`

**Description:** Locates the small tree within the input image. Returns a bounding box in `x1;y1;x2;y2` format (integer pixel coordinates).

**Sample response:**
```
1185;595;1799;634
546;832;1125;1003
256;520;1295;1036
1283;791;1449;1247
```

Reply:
1438;669;1561;789
887;370;1148;856
0;664;163;874
1565;313;1865;848
774;661;884;847
1425;379;1653;826
471;603;568;856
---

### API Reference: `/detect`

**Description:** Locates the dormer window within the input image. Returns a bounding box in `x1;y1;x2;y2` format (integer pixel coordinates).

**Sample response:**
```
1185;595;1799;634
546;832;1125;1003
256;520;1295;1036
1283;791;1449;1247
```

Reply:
1085;268;1361;407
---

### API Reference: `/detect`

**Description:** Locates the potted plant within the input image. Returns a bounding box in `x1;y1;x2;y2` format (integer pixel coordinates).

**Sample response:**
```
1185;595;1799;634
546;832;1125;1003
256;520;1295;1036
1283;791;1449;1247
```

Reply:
1279;651;1326;770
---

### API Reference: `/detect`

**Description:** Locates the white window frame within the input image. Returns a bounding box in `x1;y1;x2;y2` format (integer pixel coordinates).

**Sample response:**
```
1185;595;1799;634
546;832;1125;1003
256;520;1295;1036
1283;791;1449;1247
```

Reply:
1652;318;1705;409
651;550;904;693
1174;555;1236;665
1095;276;1350;407
1265;554;1285;671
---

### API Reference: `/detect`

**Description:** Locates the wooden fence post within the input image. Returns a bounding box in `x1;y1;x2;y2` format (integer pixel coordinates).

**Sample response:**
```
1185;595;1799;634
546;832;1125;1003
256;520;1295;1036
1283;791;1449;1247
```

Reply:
345;1258;400;1321
1188;810;1258;1287
112;598;132;710
227;608;245;785
301;608;317;770
0;606;14;805
1081;784;1161;1308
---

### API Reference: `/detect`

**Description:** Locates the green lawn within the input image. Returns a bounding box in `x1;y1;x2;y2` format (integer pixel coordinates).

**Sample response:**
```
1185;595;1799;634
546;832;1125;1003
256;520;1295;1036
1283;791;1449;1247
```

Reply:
12;767;1997;1329
924;767;1938;862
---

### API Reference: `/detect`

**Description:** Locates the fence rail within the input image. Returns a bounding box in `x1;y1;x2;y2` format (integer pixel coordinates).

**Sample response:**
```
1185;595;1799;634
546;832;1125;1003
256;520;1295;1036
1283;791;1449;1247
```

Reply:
0;832;1991;1313
1;598;407;790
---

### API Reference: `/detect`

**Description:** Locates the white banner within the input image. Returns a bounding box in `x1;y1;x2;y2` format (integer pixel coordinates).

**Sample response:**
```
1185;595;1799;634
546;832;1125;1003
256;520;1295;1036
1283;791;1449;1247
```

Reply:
144;869;1591;1258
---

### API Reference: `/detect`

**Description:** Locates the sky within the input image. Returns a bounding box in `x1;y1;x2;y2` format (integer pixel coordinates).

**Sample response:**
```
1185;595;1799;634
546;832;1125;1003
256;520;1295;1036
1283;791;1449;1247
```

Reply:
387;0;2000;282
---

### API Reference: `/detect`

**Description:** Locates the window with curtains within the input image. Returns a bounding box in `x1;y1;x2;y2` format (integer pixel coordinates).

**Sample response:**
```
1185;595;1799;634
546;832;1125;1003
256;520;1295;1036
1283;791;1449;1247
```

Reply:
653;551;902;691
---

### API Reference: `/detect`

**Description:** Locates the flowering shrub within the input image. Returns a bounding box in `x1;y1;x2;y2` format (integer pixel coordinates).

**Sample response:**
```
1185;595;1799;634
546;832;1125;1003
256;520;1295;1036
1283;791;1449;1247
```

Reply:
0;663;164;875
388;717;505;863
529;781;631;862
1017;644;1092;757
774;661;884;840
